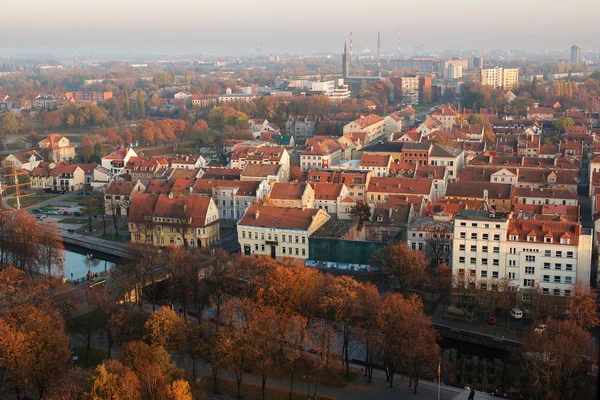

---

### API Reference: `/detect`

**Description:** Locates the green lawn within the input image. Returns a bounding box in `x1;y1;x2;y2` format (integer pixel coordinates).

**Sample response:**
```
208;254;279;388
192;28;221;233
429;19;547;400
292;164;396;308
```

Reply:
7;194;59;209
59;217;88;224
422;298;438;316
100;234;129;242
63;195;83;202
5;138;27;151
71;346;107;369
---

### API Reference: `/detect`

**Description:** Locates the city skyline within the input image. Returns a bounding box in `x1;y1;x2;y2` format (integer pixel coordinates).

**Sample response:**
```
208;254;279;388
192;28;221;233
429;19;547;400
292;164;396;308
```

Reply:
0;0;599;56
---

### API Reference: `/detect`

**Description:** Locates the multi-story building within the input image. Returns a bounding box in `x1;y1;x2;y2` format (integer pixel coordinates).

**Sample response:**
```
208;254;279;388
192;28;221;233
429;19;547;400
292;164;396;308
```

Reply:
359;153;392;177
269;182;315;209
452;210;592;307
512;186;578;206
237;205;330;260
367;176;436;204
37;134;76;162
446;64;463;79
286;115;319;142
312;183;352;219
191;94;218;108
570;45;582;65
48;164;85;192
306;169;372;202
300;138;343;171
101;147;138;176
393;77;420;104
342;114;385;143
171;154;206;170
2;150;43;171
229;146;290;180
428;105;462;131
383;114;404;136
128;193;220;248
480;67;519;90
428;144;465;179
104;181;146;216
407;213;454;265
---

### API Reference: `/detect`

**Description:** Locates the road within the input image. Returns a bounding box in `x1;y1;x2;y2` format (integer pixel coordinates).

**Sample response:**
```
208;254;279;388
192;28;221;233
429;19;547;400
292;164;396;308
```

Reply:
578;160;593;229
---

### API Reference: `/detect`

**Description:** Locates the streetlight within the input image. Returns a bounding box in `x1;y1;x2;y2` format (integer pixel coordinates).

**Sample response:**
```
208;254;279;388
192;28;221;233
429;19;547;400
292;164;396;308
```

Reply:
303;375;311;400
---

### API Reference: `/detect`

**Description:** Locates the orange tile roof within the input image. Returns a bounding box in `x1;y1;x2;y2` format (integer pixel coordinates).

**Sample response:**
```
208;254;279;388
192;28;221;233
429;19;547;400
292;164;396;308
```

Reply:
312;183;344;200
145;179;174;194
513;186;578;200
368;177;433;196
105;181;135;196
269;182;308;200
152;195;213;228
507;218;582;245
359;153;391;167
239;204;324;230
350;114;384;128
128;194;160;224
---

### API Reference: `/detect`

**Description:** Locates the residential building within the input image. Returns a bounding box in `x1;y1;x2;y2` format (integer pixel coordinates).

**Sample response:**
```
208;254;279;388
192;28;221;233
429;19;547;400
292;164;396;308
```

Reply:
128;194;220;248
229;146;290;180
359;154;392;177
171;154;206;170
30;162;54;190
407;214;454;265
367;176;436;204
237;205;330;260
101;147;138;176
300;138;343;171
241;164;286;183
104;181;146;216
445;181;513;212
48;164;85;192
392;76;420;104
512;186;578;206
37;134;76;162
401;143;432;166
383;114;404;136
428;105;462;131
446;64;463;79
342;114;385;143
2;150;43;171
191;94;218;108
269;182;315;209
414;165;449;197
306;169;372;202
428;144;465;178
286;115;319;142
480;67;519;90
312;182;351;219
416;117;442;136
452;210;592;308
571;45;582;65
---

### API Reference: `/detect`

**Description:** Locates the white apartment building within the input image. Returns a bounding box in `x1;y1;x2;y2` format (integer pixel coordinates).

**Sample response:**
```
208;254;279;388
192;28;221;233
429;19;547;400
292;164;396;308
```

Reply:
480;67;519;90
237;205;330;260
452;210;592;302
428;144;465;178
446;64;463;79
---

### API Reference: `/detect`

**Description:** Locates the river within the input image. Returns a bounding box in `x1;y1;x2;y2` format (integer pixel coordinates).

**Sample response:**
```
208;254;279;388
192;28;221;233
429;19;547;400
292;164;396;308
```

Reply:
61;245;118;281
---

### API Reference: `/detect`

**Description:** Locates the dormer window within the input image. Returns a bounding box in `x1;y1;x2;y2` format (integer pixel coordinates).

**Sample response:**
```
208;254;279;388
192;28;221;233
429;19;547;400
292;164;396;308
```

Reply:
528;235;535;242
510;235;517;241
545;237;552;243
561;238;569;244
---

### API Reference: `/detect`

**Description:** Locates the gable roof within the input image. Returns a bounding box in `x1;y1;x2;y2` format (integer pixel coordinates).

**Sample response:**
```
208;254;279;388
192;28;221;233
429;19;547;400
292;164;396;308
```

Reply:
239;204;326;230
269;182;308;200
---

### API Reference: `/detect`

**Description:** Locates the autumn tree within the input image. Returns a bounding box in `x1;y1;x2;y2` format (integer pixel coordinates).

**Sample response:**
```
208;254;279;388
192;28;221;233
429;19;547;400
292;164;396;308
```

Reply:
121;89;131;117
349;200;372;225
353;282;383;383
289;165;305;182
81;195;100;232
567;282;599;330
136;89;146;118
452;271;478;321
144;307;187;355
553;117;575;132
38;219;65;276
518;319;595;400
2;112;20;134
423;222;453;271
373;241;430;290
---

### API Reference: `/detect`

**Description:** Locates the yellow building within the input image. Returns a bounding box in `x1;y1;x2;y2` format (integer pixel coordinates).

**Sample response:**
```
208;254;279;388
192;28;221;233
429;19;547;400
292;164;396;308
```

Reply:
128;193;220;248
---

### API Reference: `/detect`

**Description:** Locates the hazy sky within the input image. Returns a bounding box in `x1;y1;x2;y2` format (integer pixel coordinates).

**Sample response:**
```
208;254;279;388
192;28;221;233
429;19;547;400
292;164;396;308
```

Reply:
1;0;599;55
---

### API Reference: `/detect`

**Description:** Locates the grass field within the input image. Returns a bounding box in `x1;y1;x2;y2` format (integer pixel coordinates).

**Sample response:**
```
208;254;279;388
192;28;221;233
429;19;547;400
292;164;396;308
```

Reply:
59;217;88;224
71;346;106;369
100;233;129;242
7;194;59;209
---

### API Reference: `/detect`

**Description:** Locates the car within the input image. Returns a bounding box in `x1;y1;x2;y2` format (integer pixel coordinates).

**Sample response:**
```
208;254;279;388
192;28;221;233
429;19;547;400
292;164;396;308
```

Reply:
30;208;43;215
534;324;547;334
36;214;47;221
46;210;58;215
61;210;71;216
72;211;83;217
488;316;497;325
510;308;523;319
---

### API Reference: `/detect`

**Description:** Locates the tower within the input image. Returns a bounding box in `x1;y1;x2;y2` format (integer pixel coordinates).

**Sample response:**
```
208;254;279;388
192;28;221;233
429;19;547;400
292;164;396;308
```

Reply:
397;30;400;55
350;32;353;57
342;42;349;79
571;45;582;65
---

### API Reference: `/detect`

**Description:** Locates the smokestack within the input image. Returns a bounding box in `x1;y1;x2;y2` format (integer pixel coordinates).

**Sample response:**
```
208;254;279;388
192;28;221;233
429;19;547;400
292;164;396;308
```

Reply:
350;32;353;57
377;31;382;77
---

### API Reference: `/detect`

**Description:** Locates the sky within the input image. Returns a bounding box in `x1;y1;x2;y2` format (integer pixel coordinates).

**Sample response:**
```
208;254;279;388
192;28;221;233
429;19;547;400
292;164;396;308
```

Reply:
1;0;599;56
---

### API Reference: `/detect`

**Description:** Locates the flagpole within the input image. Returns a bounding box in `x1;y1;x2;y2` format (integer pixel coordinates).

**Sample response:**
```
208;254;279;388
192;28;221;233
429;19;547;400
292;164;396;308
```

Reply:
437;361;441;400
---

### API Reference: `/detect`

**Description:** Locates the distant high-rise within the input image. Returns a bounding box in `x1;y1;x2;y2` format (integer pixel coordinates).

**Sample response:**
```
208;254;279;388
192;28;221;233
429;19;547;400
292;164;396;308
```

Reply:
571;45;582;64
480;67;519;90
472;57;483;69
342;43;350;79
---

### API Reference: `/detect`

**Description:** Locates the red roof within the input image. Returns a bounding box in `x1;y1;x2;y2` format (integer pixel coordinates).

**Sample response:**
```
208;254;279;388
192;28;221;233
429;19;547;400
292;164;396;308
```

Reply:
239;204;325;230
507;218;583;245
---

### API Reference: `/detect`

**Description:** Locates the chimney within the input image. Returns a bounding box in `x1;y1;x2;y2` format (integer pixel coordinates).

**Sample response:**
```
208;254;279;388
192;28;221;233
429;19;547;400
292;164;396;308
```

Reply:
255;210;260;219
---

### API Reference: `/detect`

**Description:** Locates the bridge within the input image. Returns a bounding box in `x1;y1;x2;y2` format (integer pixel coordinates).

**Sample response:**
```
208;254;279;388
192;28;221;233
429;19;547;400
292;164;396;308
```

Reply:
61;233;132;259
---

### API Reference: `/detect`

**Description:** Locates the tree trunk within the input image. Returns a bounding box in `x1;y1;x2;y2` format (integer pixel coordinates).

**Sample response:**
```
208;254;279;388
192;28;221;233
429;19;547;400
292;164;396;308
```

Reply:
262;374;267;400
191;355;197;381
86;331;91;368
88;215;92;232
343;324;350;377
289;363;296;400
413;376;419;394
212;367;219;394
236;371;243;399
102;215;106;236
112;214;120;236
388;365;396;388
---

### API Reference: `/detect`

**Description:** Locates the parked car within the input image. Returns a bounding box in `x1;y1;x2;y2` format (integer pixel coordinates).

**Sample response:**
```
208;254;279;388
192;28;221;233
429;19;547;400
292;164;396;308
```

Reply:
46;210;58;215
488;316;497;325
30;208;43;215
36;214;47;221
534;324;547;334
509;308;523;319
72;211;83;217
61;210;71;216
76;191;92;196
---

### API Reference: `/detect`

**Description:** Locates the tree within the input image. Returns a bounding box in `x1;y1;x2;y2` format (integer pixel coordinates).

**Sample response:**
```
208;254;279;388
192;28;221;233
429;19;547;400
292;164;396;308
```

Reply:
191;119;209;135
452;271;477;321
423;222;453;272
518;319;595;400
121;89;131;117
349;200;371;225
553;117;575;132
38;220;65;276
136;89;146;119
144;307;187;354
354;282;383;383
2;112;20;134
373;241;430;290
90;359;142;400
81;196;100;232
567;282;599;330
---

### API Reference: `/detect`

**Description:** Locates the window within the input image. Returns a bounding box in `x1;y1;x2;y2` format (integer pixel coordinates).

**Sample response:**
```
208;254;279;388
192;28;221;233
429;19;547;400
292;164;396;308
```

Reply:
470;245;477;252
460;232;466;239
492;271;499;278
508;272;516;280
471;223;477;227
261;245;265;252
493;259;499;266
543;275;550;282
567;251;573;258
471;233;477;240
525;255;536;262
469;270;476;277
282;247;286;254
553;289;560;296
523;279;534;287
470;257;476;264
482;233;489;240
555;263;562;270
565;276;572;284
481;271;488;278
482;246;488;252
459;257;465;263
459;244;466;251
543;288;549;295
545;237;552;243
261;233;265;240
556;251;562;258
525;266;535;274
460;222;466;227
295;236;299;243
527;236;535;242
302;236;306;244
482;258;488;265
282;235;286;242
169;237;175;244
509;260;516;266
544;262;550;269
493;247;499;253
554;276;561;283
418;242;424;250
544;250;551;257
566;264;573;271
509;235;517;241
295;248;299;255
411;243;417;250
302;248;306;256
493;234;500;241
564;289;572;296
